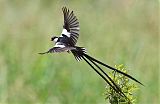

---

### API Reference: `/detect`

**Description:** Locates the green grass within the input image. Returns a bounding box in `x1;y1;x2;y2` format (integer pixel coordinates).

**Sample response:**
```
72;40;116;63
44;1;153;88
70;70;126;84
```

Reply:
0;0;158;104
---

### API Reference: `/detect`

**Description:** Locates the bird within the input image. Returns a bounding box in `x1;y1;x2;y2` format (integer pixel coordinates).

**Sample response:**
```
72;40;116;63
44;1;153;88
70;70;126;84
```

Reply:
39;7;143;97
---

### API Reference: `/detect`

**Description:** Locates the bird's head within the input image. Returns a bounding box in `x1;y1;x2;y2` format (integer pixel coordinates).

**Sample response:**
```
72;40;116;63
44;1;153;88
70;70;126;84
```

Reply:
51;36;58;42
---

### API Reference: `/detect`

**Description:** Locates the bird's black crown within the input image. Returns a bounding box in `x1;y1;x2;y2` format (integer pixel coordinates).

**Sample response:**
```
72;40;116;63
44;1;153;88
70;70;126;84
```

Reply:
51;36;58;41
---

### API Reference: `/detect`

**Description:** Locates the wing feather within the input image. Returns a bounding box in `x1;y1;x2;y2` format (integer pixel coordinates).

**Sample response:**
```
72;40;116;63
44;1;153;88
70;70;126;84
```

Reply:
62;7;79;46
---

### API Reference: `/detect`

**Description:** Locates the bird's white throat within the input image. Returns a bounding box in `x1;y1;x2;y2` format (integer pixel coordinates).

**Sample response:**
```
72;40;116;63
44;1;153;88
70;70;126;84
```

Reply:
54;37;58;42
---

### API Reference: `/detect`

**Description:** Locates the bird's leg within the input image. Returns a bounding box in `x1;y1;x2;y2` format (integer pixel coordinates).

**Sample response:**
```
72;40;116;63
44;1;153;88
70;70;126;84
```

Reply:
67;50;70;53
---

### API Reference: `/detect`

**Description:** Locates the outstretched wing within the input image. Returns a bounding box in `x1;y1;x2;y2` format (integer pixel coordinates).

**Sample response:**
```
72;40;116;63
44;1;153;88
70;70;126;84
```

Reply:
39;46;76;54
62;7;80;46
38;47;65;54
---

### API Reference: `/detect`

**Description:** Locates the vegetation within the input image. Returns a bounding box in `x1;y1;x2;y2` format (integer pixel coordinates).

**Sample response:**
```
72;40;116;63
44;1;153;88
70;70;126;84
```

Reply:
0;0;158;104
105;64;138;104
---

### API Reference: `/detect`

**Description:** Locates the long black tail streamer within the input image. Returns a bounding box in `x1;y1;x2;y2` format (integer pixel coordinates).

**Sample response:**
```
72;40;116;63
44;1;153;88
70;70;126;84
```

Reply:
81;53;143;99
85;56;127;98
81;56;124;96
82;53;143;86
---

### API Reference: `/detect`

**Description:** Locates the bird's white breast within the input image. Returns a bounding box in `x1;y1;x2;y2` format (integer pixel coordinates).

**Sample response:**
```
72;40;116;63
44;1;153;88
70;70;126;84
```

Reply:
54;42;65;48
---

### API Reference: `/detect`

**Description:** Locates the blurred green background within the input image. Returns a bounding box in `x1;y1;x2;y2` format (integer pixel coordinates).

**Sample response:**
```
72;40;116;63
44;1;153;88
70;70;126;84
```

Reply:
0;0;158;104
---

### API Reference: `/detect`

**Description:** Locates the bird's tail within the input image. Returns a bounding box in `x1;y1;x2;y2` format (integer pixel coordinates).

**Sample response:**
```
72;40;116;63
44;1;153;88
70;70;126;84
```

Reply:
71;47;127;97
72;47;143;85
72;47;143;98
71;46;87;61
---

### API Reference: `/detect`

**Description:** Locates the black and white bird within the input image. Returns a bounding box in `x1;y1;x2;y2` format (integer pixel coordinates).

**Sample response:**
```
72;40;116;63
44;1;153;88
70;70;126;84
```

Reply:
39;7;86;61
39;7;143;97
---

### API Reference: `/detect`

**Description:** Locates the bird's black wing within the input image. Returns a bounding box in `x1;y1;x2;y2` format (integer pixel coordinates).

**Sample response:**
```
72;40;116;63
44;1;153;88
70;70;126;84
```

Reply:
39;46;76;54
39;47;65;54
62;7;80;46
